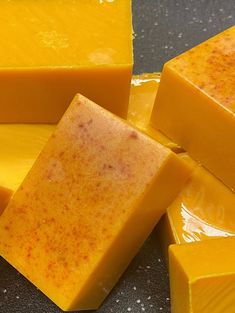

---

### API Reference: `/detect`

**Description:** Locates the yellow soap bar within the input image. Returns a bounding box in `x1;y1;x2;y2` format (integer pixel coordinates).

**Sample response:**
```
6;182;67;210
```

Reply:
0;0;133;122
0;73;179;214
169;237;235;313
158;153;235;261
128;73;183;152
0;94;191;311
151;26;235;190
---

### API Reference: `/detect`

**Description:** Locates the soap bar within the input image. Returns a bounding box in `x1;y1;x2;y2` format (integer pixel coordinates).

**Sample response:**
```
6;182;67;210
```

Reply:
0;94;191;311
158;153;235;261
151;26;235;190
0;0;133;122
169;237;235;313
128;73;182;152
0;73;179;214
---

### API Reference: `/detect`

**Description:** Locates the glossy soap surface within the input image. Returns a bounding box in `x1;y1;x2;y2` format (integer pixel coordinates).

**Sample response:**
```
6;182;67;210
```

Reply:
0;94;190;311
169;238;235;313
128;73;182;152
128;73;161;128
159;154;235;259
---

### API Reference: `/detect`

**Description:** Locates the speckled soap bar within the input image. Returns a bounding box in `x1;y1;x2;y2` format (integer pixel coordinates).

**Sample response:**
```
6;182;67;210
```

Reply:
0;94;191;311
151;26;235;191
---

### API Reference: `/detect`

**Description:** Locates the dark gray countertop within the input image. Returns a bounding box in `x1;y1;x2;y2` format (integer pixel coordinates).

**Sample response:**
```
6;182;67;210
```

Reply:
0;1;234;312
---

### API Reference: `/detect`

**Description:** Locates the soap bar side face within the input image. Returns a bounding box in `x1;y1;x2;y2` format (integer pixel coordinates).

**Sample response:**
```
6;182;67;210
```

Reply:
128;73;161;128
151;26;235;190
0;94;191;310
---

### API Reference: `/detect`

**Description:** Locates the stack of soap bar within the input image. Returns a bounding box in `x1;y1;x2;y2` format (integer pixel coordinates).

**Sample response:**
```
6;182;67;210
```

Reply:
0;0;133;122
0;124;55;212
128;73;183;152
151;26;235;190
169;237;235;313
158;153;235;261
0;94;190;311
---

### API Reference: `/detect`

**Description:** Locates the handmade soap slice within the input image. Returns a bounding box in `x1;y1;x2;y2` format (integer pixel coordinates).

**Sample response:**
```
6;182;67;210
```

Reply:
151;26;235;190
0;94;190;311
0;0;132;122
0;73;179;214
158;154;235;261
169;238;235;313
128;73;182;152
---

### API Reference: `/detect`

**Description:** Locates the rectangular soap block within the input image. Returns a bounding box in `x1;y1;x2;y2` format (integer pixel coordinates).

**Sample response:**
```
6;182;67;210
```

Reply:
158;153;235;261
128;73;182;152
169;238;235;313
151;26;235;190
0;94;191;311
0;73;180;214
0;0;133;122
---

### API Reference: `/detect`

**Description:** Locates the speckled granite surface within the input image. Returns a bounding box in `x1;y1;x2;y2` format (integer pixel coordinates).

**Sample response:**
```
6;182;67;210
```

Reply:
0;1;234;312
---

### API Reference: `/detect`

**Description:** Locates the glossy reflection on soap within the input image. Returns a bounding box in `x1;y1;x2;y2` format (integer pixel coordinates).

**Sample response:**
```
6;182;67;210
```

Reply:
127;73;182;152
159;153;235;258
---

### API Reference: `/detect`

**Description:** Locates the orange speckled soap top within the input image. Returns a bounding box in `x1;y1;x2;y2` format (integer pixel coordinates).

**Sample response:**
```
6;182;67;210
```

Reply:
169;26;235;112
0;0;132;67
0;94;174;310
